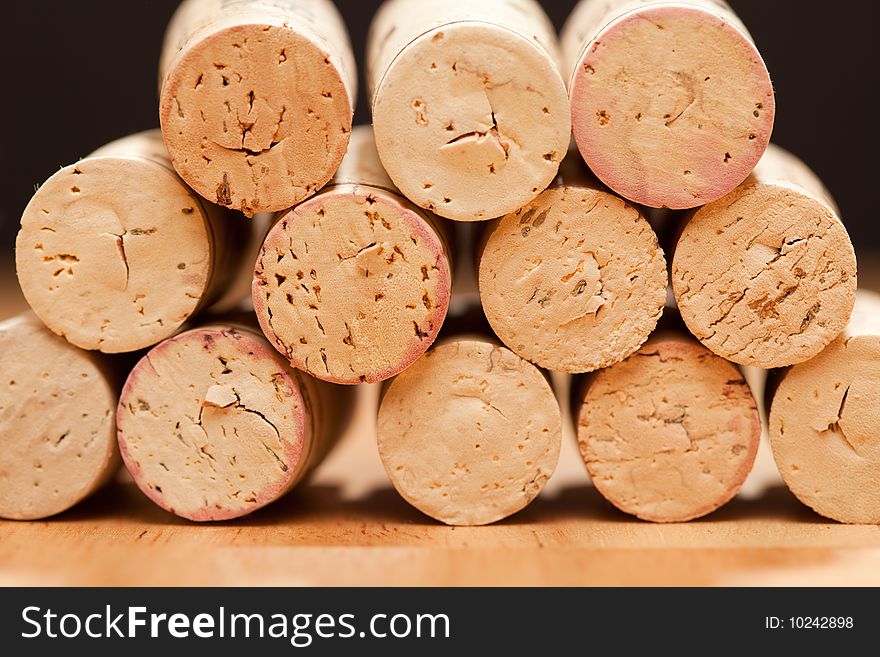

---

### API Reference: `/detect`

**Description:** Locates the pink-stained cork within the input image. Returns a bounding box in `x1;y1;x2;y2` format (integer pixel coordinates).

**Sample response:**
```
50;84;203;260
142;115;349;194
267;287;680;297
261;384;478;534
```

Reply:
117;324;344;521
563;0;775;209
253;127;452;384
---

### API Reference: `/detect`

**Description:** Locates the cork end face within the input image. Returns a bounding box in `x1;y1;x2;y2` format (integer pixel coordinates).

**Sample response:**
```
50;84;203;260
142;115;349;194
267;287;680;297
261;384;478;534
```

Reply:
577;339;760;523
160;22;353;215
117;327;309;521
377;339;562;525
570;4;775;209
0;317;118;520
479;186;667;372
770;334;880;524
15;157;214;353
373;23;570;221
672;183;857;368
253;186;451;384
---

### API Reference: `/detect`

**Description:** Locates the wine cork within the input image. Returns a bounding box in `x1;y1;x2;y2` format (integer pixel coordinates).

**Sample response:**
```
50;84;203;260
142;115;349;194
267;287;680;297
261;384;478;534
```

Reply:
769;291;880;524
478;157;667;372
16;131;250;353
117;323;347;521
254;127;452;384
562;0;775;209
575;331;761;522
0;315;119;520
377;337;562;525
367;0;571;221
159;0;356;215
671;144;857;369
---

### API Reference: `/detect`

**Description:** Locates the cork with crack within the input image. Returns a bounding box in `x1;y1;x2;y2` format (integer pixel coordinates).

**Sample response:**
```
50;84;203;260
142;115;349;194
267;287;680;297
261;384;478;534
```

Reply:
0;315;120;520
377;337;561;525
16;130;249;353
769;291;880;524
478;156;667;372
367;0;571;221
562;0;775;209
253;126;452;384
159;0;356;215
672;143;857;369
117;324;344;521
576;331;761;522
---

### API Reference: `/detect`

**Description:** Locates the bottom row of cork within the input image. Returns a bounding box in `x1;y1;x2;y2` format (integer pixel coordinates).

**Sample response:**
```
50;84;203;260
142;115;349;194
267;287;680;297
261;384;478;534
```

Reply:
1;289;877;526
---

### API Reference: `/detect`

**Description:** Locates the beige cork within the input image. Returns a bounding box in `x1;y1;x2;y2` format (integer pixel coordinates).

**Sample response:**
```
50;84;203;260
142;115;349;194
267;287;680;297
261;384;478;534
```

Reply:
769;291;880;524
478;156;667;373
576;331;761;522
159;0;356;215
16;131;250;353
562;0;775;209
671;144;857;369
377;337;561;525
253;127;452;384
117;323;346;521
367;0;571;221
0;315;119;520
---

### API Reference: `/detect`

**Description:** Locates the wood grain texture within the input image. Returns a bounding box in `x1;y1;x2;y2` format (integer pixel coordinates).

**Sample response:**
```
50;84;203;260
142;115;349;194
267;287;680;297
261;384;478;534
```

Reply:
2;265;880;585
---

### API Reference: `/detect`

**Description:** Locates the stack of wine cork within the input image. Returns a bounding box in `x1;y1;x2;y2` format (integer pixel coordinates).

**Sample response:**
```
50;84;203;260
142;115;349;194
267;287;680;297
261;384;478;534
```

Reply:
2;0;875;526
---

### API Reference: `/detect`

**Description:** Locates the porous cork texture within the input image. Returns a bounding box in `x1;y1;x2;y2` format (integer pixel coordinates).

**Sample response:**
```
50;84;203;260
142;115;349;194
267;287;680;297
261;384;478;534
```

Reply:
769;291;880;524
159;0;356;215
16;131;232;353
479;183;666;373
367;0;570;221
254;128;452;384
672;144;857;369
377;338;561;525
562;0;775;209
577;335;760;522
117;325;322;521
0;315;119;520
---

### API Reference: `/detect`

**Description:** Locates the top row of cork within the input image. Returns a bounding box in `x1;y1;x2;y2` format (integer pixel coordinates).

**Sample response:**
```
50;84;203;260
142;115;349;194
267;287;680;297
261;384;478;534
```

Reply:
157;0;774;219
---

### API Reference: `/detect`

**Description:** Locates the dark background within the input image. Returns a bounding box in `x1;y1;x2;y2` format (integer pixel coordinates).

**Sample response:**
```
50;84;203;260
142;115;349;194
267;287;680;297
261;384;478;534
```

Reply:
2;1;877;258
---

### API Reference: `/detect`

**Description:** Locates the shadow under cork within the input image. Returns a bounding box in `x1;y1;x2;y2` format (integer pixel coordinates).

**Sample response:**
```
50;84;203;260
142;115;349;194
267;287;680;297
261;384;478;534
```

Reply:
40;475;826;531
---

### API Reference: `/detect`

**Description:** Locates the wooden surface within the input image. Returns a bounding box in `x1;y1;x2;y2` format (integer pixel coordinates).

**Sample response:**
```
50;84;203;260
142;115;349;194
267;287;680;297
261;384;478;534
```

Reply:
2;257;880;586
